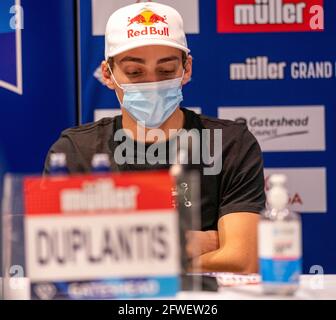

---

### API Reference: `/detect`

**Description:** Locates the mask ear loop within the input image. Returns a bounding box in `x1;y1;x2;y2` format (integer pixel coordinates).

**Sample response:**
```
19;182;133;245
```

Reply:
107;62;124;106
181;54;189;85
180;69;186;86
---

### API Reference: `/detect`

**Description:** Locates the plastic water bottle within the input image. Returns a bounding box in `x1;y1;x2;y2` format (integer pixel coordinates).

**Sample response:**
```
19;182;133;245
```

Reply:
91;153;111;173
49;153;68;175
258;174;302;295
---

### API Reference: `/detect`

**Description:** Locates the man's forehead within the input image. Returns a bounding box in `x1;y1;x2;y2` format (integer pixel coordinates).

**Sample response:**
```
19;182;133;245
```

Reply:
114;45;183;63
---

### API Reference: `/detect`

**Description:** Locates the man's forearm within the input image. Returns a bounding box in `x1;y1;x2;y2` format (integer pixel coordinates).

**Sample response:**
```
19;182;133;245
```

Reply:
190;247;258;274
186;230;219;258
188;212;260;274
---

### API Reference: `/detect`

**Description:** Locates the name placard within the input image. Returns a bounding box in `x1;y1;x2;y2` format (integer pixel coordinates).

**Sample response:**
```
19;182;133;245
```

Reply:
23;172;180;299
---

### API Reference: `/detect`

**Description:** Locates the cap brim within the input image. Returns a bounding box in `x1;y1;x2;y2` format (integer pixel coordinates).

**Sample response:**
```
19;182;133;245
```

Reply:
106;38;190;59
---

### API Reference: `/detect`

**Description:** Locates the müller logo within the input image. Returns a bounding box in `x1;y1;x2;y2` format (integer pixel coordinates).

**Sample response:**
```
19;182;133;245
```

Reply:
217;0;324;33
60;179;139;212
127;9;169;38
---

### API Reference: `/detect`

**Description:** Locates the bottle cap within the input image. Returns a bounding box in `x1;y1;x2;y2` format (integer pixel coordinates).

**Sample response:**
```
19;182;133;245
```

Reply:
267;174;289;211
50;153;66;167
92;153;111;168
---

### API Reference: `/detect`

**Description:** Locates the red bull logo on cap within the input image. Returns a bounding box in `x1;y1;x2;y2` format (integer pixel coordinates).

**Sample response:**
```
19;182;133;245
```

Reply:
127;9;169;38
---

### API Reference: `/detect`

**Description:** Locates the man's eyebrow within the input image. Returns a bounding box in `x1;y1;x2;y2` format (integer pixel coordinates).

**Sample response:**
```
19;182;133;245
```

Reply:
118;55;180;65
157;56;180;64
119;56;146;64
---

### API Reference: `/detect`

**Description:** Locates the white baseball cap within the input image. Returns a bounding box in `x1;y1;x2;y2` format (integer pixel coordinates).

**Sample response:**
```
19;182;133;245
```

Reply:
105;1;190;60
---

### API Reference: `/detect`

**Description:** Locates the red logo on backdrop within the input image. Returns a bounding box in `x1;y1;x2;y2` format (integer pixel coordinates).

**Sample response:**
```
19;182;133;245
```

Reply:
217;0;324;33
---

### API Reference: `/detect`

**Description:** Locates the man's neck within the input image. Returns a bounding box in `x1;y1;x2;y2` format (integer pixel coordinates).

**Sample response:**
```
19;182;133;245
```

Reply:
121;108;185;143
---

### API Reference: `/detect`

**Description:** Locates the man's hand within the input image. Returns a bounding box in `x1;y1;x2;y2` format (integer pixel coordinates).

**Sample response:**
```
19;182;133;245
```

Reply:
185;230;219;259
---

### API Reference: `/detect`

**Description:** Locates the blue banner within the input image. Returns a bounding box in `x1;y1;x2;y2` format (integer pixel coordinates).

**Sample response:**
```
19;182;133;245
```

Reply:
0;0;20;93
0;0;76;174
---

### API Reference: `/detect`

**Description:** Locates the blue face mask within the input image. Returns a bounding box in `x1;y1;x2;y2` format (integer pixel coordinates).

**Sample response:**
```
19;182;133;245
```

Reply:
110;69;184;128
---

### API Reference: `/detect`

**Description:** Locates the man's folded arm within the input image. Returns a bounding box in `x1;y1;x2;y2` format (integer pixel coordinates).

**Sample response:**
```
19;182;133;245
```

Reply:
191;212;259;273
187;126;265;273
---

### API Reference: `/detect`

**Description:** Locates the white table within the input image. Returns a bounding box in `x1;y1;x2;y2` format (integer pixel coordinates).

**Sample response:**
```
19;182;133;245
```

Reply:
177;275;336;300
1;275;335;300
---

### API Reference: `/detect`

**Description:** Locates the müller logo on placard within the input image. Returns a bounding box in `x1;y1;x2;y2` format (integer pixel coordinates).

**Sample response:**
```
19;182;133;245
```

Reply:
127;9;169;38
60;179;139;212
217;0;324;33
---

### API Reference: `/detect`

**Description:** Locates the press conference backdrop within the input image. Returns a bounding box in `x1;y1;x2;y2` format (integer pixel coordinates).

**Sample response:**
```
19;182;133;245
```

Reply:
0;0;76;173
0;0;77;276
0;1;335;274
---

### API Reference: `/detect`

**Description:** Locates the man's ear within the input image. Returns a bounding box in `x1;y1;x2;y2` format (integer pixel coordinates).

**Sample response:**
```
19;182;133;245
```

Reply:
101;61;116;90
182;55;193;86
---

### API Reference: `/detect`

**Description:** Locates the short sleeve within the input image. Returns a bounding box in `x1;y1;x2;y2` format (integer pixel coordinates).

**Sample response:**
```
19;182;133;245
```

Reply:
219;126;266;217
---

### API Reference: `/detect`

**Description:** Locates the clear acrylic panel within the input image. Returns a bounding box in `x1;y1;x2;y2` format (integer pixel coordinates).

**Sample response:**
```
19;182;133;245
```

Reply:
1;170;208;300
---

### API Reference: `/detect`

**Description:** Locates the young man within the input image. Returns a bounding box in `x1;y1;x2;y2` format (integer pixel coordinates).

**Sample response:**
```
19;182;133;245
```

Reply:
44;2;265;273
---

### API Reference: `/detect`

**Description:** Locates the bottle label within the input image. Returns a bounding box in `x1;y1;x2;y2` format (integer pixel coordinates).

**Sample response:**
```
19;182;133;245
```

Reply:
258;221;302;284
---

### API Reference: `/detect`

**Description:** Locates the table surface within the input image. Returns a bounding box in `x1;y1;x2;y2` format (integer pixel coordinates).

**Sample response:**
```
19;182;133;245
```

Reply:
177;275;336;300
1;274;335;300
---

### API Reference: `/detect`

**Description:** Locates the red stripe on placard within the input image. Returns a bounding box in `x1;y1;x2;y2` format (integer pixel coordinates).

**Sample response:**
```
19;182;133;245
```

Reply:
24;171;175;215
217;0;324;33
